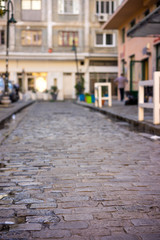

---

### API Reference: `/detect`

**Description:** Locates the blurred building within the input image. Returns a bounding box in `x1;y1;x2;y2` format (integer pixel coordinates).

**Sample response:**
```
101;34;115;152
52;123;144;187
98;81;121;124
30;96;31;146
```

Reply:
103;0;160;98
0;0;120;100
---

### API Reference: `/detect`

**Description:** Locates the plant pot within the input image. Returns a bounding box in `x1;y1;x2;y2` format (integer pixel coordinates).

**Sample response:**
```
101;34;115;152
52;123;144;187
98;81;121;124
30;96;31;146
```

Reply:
91;94;95;103
79;94;85;101
85;95;92;104
102;100;105;106
51;93;57;101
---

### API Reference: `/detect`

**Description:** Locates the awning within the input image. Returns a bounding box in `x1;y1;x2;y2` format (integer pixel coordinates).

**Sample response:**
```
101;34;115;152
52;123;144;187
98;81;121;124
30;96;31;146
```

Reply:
127;6;160;37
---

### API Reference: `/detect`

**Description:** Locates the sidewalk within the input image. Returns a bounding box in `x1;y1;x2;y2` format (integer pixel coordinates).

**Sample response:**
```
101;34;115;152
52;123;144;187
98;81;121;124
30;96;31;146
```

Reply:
76;100;160;136
0;100;35;125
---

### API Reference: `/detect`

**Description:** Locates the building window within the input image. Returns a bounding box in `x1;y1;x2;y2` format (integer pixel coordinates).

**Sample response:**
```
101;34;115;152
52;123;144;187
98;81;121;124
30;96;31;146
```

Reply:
130;19;136;28
22;0;41;10
96;33;115;47
58;0;79;14
58;31;78;46
21;30;42;46
121;59;125;75
106;34;113;45
96;34;103;45
157;0;160;7
144;9;150;16
90;60;117;66
121;28;125;43
0;30;5;45
96;1;115;14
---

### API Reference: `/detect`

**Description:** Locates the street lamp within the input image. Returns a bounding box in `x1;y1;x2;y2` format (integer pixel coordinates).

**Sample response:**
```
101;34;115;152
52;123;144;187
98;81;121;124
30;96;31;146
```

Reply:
72;39;79;81
1;0;16;105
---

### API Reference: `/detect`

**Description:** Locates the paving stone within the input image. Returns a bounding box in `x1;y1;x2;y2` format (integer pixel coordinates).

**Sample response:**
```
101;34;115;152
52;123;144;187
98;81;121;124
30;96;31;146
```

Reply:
49;221;89;229
32;229;71;238
64;214;93;221
30;202;57;208
0;218;16;224
56;195;90;202
140;233;160;240
26;215;60;223
15;198;44;204
100;234;140;240
17;209;56;217
0;230;31;239
124;226;160;234
131;218;160;226
0;209;15;217
11;223;42;231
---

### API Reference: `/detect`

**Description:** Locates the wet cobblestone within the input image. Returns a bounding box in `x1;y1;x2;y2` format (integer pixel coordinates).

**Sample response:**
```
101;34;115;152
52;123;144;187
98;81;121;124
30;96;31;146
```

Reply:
0;101;160;240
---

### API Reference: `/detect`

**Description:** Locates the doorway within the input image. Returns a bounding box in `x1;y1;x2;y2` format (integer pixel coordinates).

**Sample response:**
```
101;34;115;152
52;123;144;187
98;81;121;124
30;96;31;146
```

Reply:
130;58;142;96
63;73;73;99
142;58;149;80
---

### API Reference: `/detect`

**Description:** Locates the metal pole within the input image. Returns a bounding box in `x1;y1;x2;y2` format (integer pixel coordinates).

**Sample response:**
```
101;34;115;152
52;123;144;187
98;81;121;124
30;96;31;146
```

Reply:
1;0;16;106
72;40;79;81
74;46;79;77
5;0;10;95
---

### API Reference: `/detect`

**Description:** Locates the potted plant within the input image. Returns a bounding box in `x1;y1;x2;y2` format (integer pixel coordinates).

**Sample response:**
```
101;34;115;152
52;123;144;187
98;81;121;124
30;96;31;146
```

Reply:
50;86;58;101
75;76;85;101
85;93;92;104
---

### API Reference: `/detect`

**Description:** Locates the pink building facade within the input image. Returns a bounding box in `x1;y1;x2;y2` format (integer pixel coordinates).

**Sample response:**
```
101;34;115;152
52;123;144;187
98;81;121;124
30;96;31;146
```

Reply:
103;0;160;98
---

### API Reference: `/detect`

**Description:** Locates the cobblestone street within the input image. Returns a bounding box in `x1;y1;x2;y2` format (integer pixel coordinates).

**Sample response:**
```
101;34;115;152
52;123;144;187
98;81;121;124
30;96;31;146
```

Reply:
0;102;160;240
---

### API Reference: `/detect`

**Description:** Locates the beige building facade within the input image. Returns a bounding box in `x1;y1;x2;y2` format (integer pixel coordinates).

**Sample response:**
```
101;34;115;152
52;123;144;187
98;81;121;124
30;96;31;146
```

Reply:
103;0;160;97
0;0;121;100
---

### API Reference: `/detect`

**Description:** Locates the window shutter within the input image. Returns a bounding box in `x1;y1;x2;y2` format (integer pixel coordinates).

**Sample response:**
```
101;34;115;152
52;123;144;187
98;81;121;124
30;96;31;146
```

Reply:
58;0;64;13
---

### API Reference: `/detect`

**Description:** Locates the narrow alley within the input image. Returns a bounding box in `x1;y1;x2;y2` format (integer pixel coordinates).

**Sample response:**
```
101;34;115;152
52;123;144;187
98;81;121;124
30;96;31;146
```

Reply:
0;102;160;240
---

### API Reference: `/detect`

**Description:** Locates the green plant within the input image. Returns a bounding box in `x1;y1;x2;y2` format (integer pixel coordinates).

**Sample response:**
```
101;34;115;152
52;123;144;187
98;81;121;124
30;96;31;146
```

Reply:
32;88;36;93
75;76;85;96
84;93;91;96
50;86;58;94
44;89;49;93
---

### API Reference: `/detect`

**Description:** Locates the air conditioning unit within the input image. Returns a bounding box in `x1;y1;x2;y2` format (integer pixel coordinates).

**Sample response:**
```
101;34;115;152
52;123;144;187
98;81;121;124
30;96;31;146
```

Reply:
98;14;109;22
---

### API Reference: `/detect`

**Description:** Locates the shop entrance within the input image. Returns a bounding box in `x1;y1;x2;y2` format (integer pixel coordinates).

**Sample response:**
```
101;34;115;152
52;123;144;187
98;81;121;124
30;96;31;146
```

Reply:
130;60;142;98
17;72;47;92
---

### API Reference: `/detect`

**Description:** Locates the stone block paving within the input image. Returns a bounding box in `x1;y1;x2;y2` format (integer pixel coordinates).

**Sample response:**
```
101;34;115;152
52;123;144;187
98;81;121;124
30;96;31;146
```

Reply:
0;102;160;240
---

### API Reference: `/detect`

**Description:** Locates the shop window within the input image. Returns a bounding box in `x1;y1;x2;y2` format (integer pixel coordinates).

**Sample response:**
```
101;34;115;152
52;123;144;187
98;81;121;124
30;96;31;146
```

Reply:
21;30;42;46
58;0;79;14
0;30;5;45
58;31;78;46
96;33;115;47
28;78;35;91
